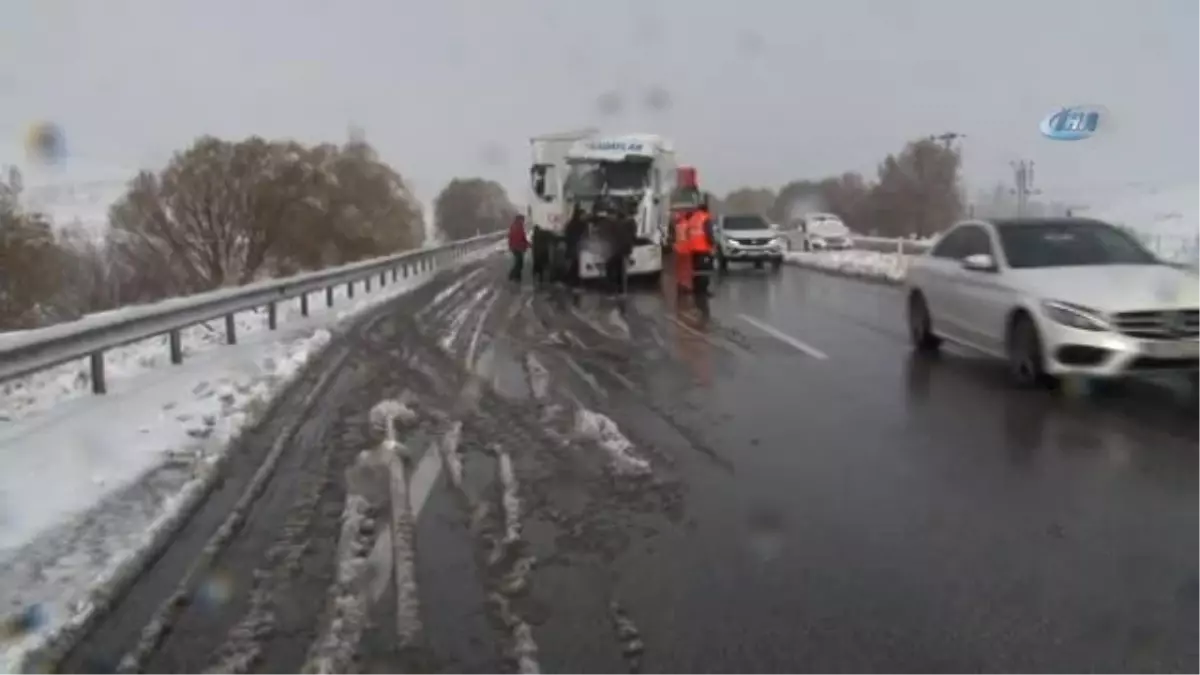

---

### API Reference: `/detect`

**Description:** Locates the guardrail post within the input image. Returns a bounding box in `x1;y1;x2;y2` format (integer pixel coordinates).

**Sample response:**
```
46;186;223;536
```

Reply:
268;301;278;330
380;271;387;286
392;267;398;282
402;264;408;279
347;281;355;298
225;314;237;345
326;286;334;307
169;330;183;364
90;353;106;394
364;276;371;292
300;293;309;317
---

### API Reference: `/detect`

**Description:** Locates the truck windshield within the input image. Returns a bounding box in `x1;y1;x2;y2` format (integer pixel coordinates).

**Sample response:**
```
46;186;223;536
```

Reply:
565;160;650;197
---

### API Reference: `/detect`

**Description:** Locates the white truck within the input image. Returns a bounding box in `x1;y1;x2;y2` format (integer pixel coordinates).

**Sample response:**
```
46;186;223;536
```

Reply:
528;131;676;282
527;128;598;252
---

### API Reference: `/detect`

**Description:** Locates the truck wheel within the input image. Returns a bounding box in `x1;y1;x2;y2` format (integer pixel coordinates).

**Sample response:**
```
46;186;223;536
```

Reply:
754;261;764;270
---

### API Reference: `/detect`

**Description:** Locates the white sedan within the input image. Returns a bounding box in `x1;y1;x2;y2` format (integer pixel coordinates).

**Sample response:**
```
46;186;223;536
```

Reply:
905;217;1199;387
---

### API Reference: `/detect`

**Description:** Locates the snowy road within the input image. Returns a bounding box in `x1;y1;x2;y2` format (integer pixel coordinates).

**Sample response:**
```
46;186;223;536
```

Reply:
44;261;1198;673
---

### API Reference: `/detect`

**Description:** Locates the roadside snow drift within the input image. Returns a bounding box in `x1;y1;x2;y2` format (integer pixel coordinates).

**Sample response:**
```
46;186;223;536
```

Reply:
0;248;496;673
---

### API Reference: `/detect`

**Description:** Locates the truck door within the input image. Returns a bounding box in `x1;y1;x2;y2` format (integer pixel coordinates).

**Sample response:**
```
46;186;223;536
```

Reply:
529;163;560;230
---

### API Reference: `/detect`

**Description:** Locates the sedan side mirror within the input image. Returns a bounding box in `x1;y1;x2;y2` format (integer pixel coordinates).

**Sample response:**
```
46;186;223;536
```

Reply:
961;253;997;272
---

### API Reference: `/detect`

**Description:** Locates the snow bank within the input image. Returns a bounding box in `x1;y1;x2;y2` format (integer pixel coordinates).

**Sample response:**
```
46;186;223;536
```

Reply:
0;279;408;420
785;250;909;284
573;409;651;476
0;247;496;672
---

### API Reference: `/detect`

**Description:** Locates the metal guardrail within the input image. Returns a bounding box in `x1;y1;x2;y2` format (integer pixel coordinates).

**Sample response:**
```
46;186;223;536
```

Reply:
781;231;934;255
0;232;505;394
846;236;933;255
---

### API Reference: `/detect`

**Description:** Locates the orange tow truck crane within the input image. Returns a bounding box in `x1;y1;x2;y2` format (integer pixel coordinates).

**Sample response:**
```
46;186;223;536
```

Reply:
667;165;702;254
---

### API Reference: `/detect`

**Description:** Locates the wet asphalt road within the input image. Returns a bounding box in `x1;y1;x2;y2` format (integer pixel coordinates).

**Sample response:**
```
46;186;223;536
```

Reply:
47;257;1198;674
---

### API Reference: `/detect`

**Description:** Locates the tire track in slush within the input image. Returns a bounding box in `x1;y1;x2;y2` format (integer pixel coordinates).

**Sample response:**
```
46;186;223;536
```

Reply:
51;260;498;675
325;274;528;672
130;275;483;673
467;290;667;672
326;266;514;672
362;283;546;672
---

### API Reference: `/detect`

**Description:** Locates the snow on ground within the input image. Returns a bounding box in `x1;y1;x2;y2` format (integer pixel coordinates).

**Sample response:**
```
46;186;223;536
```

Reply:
785;250;910;283
0;281;410;424
0;247;496;672
788;183;1198;283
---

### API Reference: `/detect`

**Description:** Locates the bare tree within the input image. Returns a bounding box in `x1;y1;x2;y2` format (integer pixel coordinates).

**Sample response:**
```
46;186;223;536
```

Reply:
722;187;776;217
433;178;516;242
0;168;68;328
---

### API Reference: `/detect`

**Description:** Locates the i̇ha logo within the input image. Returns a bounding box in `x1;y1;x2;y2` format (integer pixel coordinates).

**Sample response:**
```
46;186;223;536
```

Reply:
1039;104;1106;141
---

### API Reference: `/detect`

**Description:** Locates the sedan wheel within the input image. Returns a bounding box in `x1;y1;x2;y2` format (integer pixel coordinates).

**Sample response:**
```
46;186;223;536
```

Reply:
907;293;941;353
1008;315;1050;388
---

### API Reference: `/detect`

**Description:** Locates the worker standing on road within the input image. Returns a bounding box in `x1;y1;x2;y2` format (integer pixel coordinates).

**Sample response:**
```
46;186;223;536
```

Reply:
507;214;529;282
676;199;714;296
605;214;636;295
688;200;715;297
674;209;695;293
531;224;549;285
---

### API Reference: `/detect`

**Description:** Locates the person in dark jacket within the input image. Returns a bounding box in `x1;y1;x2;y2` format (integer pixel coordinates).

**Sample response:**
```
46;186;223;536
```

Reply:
531;225;549;284
605;216;636;294
563;204;587;285
507;215;529;282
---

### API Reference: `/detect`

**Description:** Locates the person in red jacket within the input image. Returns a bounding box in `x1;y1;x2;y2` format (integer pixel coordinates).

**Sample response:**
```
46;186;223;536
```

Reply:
507;214;529;282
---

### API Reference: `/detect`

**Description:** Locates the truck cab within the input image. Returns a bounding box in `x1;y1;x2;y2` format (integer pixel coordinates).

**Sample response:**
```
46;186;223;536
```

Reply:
561;133;676;280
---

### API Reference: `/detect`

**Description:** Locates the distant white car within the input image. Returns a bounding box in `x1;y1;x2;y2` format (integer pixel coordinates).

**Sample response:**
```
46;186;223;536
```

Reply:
905;217;1199;387
801;213;852;251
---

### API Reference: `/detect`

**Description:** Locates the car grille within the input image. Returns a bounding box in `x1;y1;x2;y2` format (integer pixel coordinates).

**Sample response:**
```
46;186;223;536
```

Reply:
1111;309;1200;339
734;238;772;246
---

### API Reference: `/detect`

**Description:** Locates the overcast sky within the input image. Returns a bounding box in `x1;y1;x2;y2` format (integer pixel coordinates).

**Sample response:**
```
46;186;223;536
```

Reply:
2;0;1196;209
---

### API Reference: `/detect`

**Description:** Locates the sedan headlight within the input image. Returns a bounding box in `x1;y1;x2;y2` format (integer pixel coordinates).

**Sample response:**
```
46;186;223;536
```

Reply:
1041;300;1110;331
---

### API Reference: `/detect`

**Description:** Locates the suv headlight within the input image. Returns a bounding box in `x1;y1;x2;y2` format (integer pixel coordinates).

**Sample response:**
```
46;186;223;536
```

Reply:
1041;300;1110;331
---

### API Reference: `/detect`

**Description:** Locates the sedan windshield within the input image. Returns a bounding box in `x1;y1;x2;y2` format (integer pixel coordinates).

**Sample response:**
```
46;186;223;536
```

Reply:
997;221;1158;268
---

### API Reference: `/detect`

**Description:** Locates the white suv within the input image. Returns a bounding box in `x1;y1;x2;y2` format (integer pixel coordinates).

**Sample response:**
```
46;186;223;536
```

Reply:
905;217;1199;387
715;214;787;272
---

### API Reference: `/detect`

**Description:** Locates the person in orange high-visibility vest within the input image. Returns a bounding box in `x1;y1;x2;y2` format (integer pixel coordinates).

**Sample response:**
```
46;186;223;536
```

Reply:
684;201;715;296
674;209;695;292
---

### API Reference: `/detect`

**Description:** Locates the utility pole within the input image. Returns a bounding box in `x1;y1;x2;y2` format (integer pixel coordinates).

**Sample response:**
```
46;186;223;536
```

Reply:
1010;160;1040;217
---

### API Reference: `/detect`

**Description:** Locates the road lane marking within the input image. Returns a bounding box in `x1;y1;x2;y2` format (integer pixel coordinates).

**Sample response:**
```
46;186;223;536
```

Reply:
666;315;736;353
737;314;829;360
